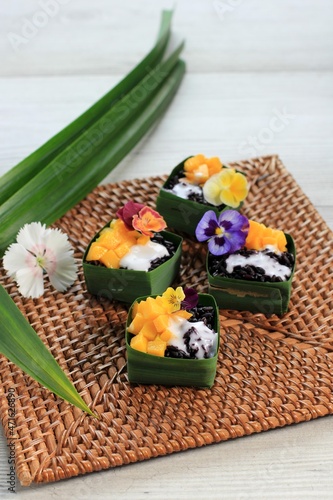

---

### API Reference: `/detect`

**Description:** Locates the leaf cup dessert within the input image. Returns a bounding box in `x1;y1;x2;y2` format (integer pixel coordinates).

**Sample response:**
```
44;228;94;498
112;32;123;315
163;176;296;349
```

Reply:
195;210;296;315
156;154;249;235
83;202;182;303
126;287;220;387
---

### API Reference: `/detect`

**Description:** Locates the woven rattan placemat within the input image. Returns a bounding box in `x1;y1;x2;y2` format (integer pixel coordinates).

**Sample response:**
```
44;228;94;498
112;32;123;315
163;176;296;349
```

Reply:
0;155;332;486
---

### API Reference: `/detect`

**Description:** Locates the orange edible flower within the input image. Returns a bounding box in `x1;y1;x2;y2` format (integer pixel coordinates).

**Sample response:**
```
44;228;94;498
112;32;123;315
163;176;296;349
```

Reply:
132;207;167;237
184;154;222;185
245;220;287;252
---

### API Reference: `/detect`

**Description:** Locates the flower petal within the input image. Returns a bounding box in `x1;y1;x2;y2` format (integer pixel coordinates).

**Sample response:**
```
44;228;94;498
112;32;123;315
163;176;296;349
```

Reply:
208;235;232;256
218;210;249;233
3;244;30;278
116;201;145;229
15;267;44;298
225;229;248;253
44;228;78;291
16;222;48;253
181;288;199;310
132;206;166;237
195;211;219;241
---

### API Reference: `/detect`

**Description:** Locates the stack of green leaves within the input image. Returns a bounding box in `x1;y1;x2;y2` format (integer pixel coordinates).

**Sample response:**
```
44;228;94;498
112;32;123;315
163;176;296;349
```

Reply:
0;10;185;416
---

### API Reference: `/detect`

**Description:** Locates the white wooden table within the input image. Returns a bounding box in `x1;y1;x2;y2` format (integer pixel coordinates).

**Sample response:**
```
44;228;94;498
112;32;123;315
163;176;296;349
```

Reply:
1;1;332;498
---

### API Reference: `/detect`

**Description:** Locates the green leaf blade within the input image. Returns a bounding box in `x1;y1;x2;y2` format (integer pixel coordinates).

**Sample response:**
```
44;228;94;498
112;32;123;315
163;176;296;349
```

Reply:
0;10;173;205
0;285;97;417
0;55;186;255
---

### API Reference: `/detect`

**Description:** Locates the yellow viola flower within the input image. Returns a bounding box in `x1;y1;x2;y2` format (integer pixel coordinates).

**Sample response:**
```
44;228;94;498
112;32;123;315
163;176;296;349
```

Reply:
184;154;222;185
161;286;185;313
203;168;248;208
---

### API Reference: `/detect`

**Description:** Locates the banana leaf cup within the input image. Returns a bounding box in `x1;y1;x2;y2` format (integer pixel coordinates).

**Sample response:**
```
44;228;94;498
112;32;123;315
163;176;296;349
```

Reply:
207;234;296;316
126;293;220;387
83;222;182;304
156;157;245;236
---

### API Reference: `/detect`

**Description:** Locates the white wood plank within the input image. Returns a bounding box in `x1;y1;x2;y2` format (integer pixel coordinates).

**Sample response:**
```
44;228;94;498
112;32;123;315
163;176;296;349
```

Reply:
0;1;332;498
1;0;333;76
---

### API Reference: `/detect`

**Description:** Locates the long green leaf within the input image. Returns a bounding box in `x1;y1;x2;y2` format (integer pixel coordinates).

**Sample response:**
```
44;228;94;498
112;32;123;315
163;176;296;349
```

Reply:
0;10;173;205
0;53;185;255
0;285;97;417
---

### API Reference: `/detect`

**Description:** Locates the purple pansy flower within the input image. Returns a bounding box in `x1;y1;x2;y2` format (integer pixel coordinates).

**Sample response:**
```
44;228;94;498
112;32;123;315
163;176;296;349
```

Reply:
195;210;249;256
181;287;199;310
116;201;145;230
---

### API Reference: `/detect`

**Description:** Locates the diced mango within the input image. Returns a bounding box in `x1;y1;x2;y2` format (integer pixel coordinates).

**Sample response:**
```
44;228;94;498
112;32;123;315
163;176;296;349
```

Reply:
98;229;122;249
114;241;134;258
139;321;158;341
130;333;148;353
132;301;139;318
140;297;164;319
147;336;167;357
99;249;120;269
153;314;170;333
137;235;150;245
159;329;173;342
174;309;192;320
128;313;145;335
86;243;108;261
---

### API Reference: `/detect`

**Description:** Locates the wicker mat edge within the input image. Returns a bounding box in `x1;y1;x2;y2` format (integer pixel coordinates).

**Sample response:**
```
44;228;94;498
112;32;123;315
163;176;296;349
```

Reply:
0;154;333;487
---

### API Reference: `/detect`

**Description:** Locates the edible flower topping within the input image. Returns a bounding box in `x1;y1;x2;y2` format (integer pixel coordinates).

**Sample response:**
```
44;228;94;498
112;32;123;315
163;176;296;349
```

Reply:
196;210;249;256
203;168;248;208
132;206;167;237
245;220;287;252
162;286;186;313
181;287;199;310
3;222;77;299
116;201;145;230
184;154;222;185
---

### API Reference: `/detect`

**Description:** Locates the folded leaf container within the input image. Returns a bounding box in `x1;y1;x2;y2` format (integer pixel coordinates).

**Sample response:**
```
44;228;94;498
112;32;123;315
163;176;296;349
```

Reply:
156;157;244;236
83;223;182;304
126;293;220;387
207;234;296;315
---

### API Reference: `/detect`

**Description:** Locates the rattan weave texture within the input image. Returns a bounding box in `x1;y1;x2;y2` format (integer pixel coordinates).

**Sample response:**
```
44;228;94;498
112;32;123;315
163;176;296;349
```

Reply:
0;155;332;486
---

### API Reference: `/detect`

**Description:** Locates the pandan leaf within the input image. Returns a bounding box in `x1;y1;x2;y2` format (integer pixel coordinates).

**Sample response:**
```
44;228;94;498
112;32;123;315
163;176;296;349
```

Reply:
0;53;186;256
0;10;173;205
0;285;97;417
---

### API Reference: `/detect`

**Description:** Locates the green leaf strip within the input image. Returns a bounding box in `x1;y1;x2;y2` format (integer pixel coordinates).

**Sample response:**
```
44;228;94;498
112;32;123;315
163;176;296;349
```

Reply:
0;10;173;205
0;285;97;417
0;53;185;256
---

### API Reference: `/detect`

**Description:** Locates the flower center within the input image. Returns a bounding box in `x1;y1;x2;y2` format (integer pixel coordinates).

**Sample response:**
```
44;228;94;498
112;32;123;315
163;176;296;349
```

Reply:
215;227;224;236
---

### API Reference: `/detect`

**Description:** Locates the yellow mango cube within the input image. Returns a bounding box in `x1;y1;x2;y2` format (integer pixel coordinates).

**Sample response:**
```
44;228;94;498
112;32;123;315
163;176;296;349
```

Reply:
86;243;108;261
147;336;167;357
137;235;150;245
128;313;145;335
141;297;167;319
139;321;158;341
98;229;122;249
100;249;120;269
159;329;173;342
153;314;170;333
130;333;148;353
174;309;192;320
114;241;133;258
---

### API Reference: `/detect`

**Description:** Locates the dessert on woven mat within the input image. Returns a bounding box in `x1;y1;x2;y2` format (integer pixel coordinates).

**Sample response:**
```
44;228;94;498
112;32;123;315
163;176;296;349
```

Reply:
85;202;175;271
196;210;296;314
83;202;182;303
128;287;217;359
156;154;249;235
126;287;219;387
